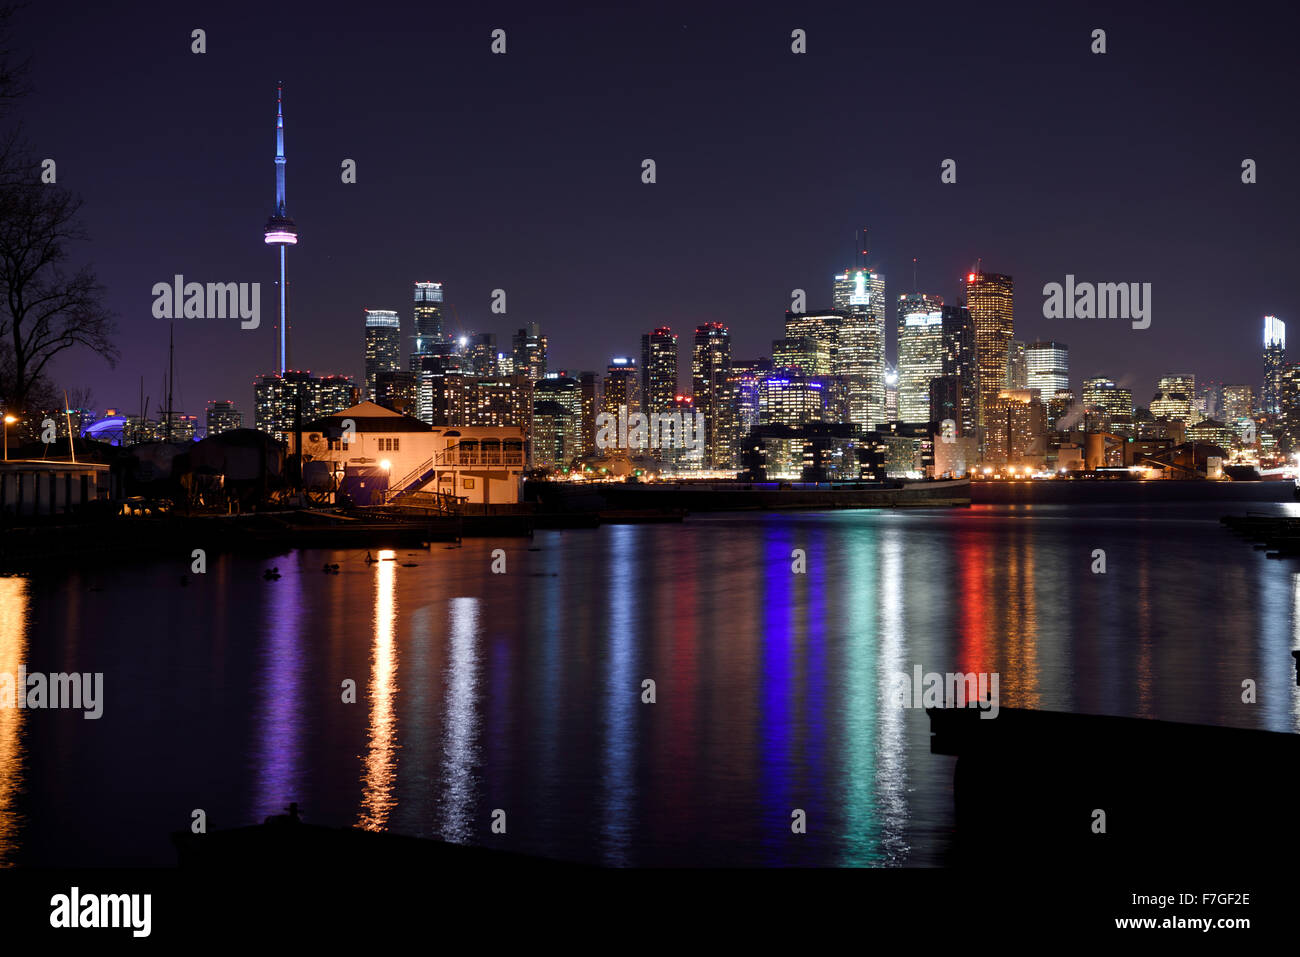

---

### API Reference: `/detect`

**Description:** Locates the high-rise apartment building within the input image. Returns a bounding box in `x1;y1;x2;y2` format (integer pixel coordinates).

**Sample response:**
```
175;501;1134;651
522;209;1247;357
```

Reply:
254;371;358;442
205;400;242;437
640;327;678;421
692;323;735;469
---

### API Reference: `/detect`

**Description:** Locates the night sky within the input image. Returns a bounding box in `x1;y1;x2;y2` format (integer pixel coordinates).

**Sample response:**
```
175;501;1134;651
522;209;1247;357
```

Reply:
15;0;1300;418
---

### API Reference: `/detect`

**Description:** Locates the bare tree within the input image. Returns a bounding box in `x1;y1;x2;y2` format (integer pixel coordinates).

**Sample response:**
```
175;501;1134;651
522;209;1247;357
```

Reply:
0;4;117;412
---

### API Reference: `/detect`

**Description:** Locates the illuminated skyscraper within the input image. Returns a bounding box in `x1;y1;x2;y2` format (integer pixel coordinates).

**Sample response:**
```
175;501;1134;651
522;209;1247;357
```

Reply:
783;311;838;375
1082;377;1134;420
640;327;678;419
602;357;640;415
512;323;548;382
729;358;771;441
759;375;827;427
897;293;944;424
254;371;358;442
1025;341;1069;399
964;270;1015;437
1221;384;1254;422
411;281;444;366
1150;374;1196;422
262;84;298;376
465;332;498;375
985;389;1046;466
833;268;885;425
937;305;979;438
692;323;736;469
1263;315;1286;415
364;309;401;401
772;336;825;375
1005;340;1028;390
576;371;599;456
205;400;242;437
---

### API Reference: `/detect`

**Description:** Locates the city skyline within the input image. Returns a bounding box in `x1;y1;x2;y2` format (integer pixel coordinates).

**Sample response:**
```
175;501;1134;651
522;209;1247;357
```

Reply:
13;1;1298;421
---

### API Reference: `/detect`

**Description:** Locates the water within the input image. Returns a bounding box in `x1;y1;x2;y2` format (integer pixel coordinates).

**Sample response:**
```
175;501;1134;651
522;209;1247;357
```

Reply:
3;482;1299;867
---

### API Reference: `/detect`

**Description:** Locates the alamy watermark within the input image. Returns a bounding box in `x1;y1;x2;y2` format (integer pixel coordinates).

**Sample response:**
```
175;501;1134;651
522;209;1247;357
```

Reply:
1042;274;1150;329
151;274;260;329
595;405;705;453
0;667;103;719
892;665;999;719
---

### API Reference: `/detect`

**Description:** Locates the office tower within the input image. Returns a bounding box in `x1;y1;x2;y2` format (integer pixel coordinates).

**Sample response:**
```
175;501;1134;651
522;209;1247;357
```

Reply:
884;366;898;422
833;268;885;425
929;376;961;432
772;337;824;374
205;400;242;437
460;332;497;375
834;313;871;427
576;371;600;456
1150;374;1196;422
782;311;838;375
964;270;1015;435
1005;341;1028;390
602;357;640;416
363;309;401;401
640;327;678;421
254;371;358;442
534;374;582;466
1080;377;1134;432
1082;376;1115;405
512;323;548;381
730;358;772;442
897;294;944;424
985;389;1047;465
760;374;827;427
692;322;736;469
1264;316;1286;416
1221;384;1254;421
410;282;445;369
936;304;979;437
262;85;299;376
1025;341;1069;399
374;368;417;415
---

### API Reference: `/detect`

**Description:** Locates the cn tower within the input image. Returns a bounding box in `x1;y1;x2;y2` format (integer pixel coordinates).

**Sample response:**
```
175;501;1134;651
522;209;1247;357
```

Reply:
263;83;298;375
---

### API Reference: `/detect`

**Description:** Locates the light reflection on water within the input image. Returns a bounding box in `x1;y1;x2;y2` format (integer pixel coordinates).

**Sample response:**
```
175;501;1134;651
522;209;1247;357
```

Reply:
0;577;27;867
6;485;1300;866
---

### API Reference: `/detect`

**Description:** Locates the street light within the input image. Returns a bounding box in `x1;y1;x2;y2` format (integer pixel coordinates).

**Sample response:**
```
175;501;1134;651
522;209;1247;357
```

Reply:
3;414;16;462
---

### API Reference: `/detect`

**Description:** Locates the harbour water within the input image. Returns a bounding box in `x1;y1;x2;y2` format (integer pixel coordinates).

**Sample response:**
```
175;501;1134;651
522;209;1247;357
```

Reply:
2;482;1298;867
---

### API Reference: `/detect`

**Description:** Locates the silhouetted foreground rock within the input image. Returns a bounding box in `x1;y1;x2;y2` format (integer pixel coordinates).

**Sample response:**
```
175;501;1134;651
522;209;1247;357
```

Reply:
929;706;1299;866
173;805;578;869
